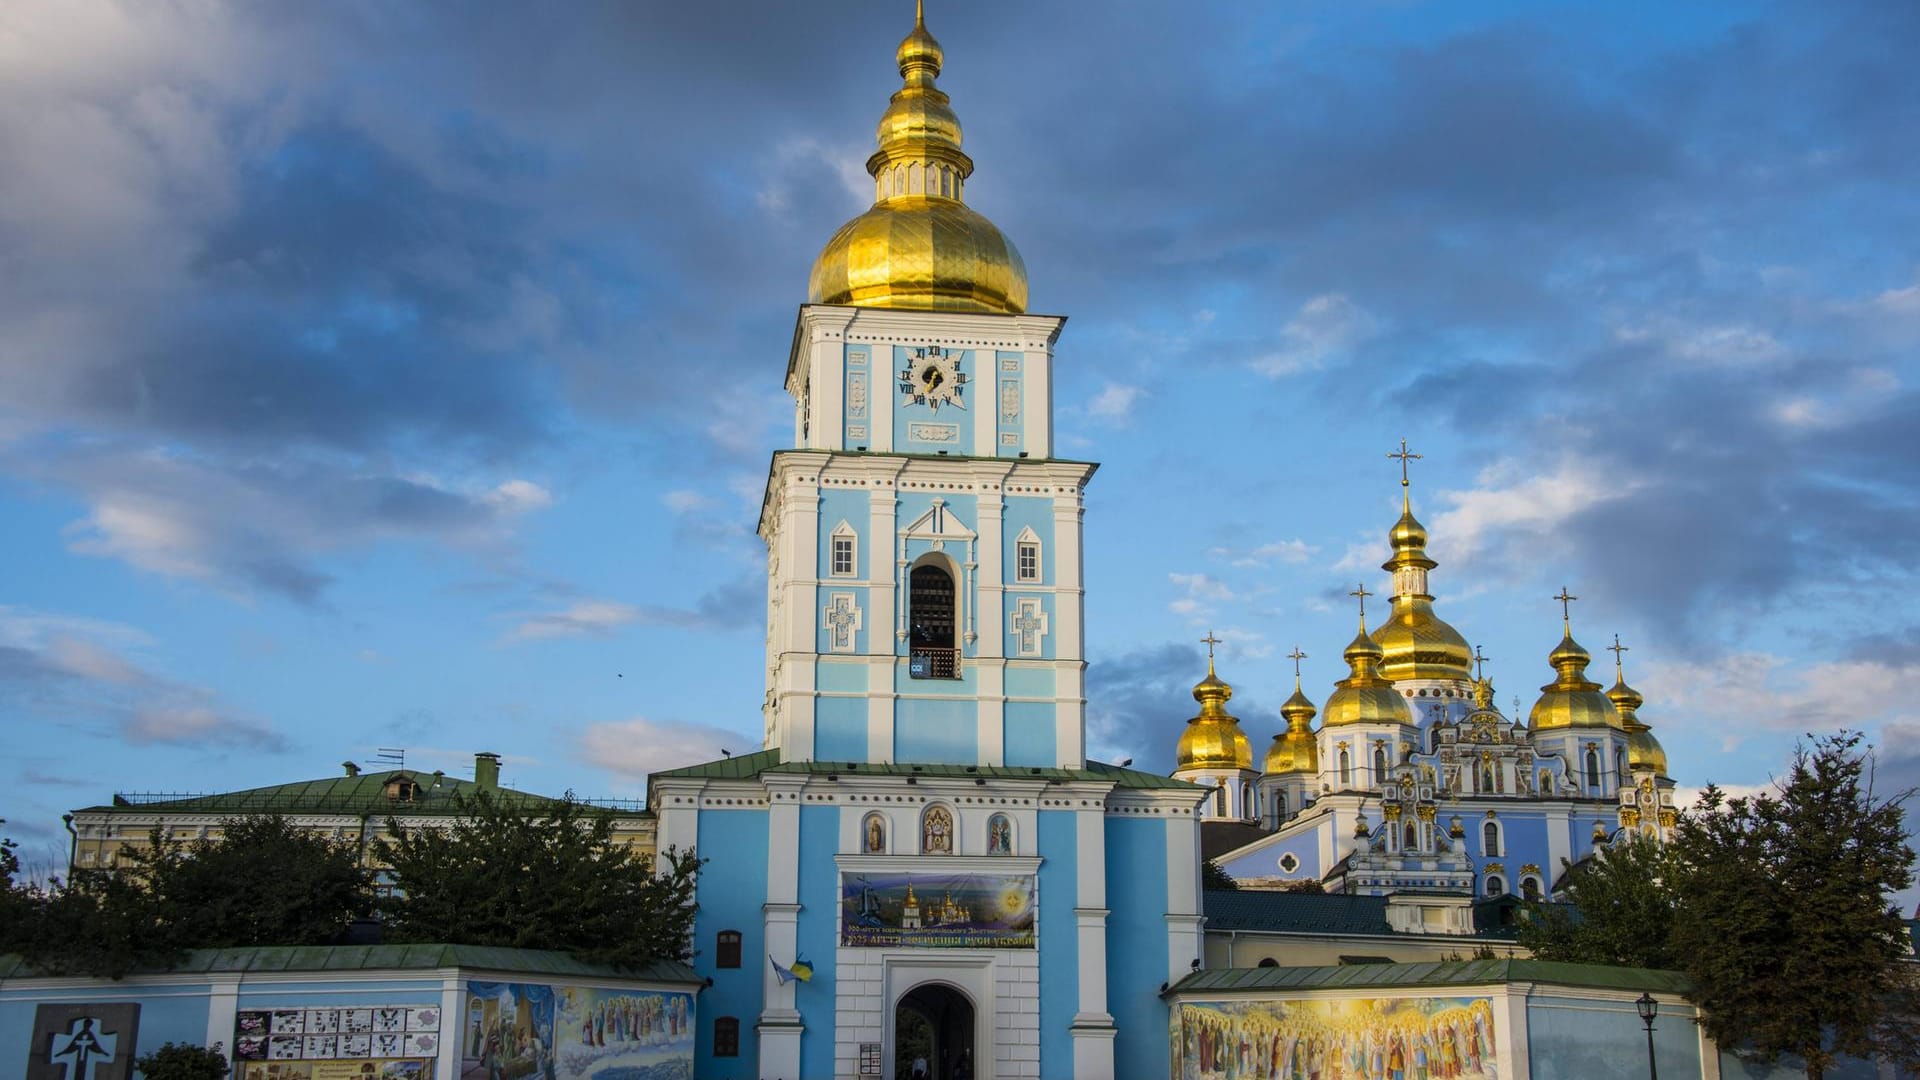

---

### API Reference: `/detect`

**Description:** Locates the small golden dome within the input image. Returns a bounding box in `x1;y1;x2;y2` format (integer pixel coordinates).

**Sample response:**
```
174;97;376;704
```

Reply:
1606;644;1667;776
1529;630;1624;731
1264;684;1321;774
1606;674;1645;716
1626;726;1668;776
1323;626;1414;728
1175;656;1253;771
1389;507;1429;552
808;3;1028;315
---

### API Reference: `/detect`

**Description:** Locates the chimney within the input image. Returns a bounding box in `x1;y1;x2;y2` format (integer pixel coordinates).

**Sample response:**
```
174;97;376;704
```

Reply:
474;752;501;791
343;761;360;777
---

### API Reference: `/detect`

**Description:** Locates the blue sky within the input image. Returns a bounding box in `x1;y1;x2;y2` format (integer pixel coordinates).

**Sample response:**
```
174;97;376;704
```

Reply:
4;1;1920;892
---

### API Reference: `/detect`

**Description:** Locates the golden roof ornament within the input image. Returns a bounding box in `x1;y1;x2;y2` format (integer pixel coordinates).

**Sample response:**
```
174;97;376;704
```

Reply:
1372;439;1474;683
1175;631;1254;770
1323;585;1415;728
1529;589;1626;731
1266;645;1321;774
808;0;1028;313
1606;634;1668;775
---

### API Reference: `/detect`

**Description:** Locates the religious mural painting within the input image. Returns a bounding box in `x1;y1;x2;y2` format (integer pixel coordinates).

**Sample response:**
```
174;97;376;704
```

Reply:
921;806;953;854
1173;997;1498;1080
462;980;694;1080
234;1004;438;1079
840;871;1036;948
27;1003;140;1080
987;814;1013;855
863;812;888;853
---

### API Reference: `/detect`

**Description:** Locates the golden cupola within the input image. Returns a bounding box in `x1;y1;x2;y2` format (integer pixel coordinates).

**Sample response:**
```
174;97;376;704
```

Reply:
1265;668;1321;775
1322;606;1414;728
1606;638;1668;775
1175;651;1254;771
1528;602;1625;731
1372;449;1474;685
808;2;1028;314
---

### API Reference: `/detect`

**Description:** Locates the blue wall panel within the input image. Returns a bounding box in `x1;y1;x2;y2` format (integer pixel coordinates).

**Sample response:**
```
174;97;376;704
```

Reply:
1000;497;1055;587
815;695;870;764
797;806;841;1080
1037;810;1079;1073
895;697;975;764
1003;700;1056;768
816;489;870;579
816;660;870;695
693;809;770;1080
1527;996;1702;1080
1105;817;1171;1074
1003;664;1055;700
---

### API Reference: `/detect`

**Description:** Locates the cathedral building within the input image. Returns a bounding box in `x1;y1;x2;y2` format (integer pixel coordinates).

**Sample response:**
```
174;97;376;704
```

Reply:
1177;462;1679;904
647;9;1206;1079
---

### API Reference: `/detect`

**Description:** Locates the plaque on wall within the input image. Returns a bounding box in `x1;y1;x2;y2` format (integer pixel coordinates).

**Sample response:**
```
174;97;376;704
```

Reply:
27;1003;140;1080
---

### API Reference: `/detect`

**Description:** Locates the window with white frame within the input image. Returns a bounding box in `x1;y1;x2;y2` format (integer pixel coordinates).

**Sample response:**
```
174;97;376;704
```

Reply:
1014;527;1041;583
830;522;857;577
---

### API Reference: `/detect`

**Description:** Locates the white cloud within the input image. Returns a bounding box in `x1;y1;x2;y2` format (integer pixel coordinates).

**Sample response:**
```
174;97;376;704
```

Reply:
1085;382;1145;423
508;599;642;642
1168;572;1235;617
664;490;711;515
577;716;760;778
1251;293;1377;377
1637;652;1920;748
1614;319;1788;367
1429;458;1629;568
1209;538;1316;568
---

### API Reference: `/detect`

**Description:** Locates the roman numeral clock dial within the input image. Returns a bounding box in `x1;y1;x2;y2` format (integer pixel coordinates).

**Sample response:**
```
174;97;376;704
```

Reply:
898;346;967;412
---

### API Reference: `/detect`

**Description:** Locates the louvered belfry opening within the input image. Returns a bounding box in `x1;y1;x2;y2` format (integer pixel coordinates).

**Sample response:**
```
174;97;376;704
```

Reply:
909;563;959;679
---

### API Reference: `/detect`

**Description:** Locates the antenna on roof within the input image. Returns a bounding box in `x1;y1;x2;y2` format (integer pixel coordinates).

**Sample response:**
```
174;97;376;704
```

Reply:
374;748;406;770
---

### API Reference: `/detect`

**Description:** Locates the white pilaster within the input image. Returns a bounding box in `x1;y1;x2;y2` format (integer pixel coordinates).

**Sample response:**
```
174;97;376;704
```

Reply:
1164;808;1205;982
759;779;805;1078
206;973;240;1061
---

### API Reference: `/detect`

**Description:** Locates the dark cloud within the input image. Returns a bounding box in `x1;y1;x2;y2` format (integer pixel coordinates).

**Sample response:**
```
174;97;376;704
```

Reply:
1087;642;1281;774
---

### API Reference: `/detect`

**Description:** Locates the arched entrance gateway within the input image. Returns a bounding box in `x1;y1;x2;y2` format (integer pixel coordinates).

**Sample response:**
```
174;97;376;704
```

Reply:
893;982;976;1080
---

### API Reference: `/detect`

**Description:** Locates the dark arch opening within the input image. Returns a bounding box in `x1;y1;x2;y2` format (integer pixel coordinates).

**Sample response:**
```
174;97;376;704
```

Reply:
896;982;973;1080
909;563;958;679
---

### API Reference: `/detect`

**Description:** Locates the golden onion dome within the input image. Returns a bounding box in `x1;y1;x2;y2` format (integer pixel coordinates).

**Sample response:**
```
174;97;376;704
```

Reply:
1372;482;1475;684
1264;683;1321;774
1626;725;1668;776
1175;655;1253;771
1529;627;1625;731
807;3;1028;314
1322;625;1414;728
1606;644;1668;776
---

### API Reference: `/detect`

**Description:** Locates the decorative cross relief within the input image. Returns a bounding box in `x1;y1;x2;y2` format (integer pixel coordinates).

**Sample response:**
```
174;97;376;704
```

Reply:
1009;597;1049;657
823;593;863;653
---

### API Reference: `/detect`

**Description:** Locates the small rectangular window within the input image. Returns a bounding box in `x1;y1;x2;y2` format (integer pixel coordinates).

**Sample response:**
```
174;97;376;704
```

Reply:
716;930;742;968
1016;541;1039;582
831;536;855;576
714;1016;740;1057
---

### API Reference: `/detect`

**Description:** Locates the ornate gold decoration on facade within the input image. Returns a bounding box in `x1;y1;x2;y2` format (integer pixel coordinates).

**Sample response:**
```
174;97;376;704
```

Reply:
808;2;1028;313
1607;634;1670;776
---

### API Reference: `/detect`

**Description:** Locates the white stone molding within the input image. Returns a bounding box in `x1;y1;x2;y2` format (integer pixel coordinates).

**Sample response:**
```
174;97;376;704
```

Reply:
823;592;862;654
1008;596;1049;658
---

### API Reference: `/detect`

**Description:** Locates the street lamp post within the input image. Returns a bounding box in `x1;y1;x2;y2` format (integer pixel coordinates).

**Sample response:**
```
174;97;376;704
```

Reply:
1635;992;1659;1080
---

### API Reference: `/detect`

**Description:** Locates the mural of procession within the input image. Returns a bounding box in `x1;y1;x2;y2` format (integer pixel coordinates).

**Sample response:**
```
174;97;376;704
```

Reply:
462;980;693;1080
1174;996;1498;1080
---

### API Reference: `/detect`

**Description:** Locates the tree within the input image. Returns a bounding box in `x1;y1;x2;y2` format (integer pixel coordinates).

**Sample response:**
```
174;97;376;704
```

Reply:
17;866;184;977
0;824;30;956
1670;732;1919;1080
1518;833;1678;969
134;1042;230;1080
124;815;375;949
376;792;700;969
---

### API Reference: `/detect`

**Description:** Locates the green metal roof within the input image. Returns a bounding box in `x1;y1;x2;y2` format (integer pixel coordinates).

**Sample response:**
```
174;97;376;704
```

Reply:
651;749;1199;790
1166;959;1692;997
80;769;649;819
0;945;700;984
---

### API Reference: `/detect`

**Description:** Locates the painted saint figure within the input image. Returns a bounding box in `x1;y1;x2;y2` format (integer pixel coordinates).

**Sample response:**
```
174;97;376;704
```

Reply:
987;814;1012;855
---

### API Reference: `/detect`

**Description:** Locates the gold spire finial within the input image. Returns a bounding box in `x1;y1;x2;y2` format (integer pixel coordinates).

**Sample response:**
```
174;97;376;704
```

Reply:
1288;645;1308;687
1607;634;1629;680
1349;583;1373;630
1388;438;1422;509
1201;629;1222;673
1474;645;1491;682
916;0;925;25
1554;587;1579;632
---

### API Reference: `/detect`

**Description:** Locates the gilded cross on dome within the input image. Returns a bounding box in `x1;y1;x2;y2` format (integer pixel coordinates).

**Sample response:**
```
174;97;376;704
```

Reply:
1551;584;1582;626
1387;438;1422;489
1473;645;1491;681
1349;582;1373;623
1288;646;1307;680
1200;630;1222;659
1607;634;1630;675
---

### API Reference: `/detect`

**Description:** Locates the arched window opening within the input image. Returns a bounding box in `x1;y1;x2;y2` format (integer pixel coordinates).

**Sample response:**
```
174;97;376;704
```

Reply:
1213;785;1226;817
1616;747;1626;779
940;168;952;197
1521;877;1541;902
893;167;905;195
1274;791;1287;822
1585;750;1601;790
716;930;742;969
1373;745;1387;780
1481;762;1495;793
908;563;959;679
1483;821;1500;856
1540;771;1554;794
862;813;887;854
1257;957;1279;968
1486;876;1506;898
1403;821;1418;850
1339;749;1352;787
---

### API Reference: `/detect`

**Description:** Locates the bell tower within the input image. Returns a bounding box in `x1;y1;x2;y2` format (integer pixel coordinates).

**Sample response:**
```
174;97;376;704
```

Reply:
758;6;1094;769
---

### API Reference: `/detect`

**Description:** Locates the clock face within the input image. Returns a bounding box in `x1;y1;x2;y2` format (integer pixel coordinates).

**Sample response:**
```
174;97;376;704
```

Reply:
898;347;967;412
